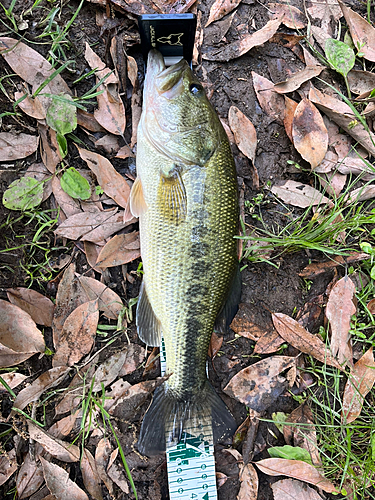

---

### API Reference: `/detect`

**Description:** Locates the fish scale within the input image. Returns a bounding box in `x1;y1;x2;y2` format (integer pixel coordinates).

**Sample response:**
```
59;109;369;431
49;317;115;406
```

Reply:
132;50;239;455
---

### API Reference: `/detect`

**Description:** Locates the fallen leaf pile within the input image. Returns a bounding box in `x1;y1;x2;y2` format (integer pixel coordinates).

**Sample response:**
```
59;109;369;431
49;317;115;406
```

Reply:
1;0;375;499
224;272;373;495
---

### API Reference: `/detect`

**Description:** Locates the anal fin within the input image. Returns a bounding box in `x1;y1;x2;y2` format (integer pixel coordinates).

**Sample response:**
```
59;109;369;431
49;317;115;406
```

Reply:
214;263;241;334
136;281;161;346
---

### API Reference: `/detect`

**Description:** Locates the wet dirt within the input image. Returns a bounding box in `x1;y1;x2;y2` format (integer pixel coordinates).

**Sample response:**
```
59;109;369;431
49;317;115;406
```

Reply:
0;0;372;499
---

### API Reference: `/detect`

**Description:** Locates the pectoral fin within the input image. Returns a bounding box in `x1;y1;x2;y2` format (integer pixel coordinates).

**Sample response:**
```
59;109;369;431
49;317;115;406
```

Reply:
158;169;186;223
129;177;148;217
136;281;161;346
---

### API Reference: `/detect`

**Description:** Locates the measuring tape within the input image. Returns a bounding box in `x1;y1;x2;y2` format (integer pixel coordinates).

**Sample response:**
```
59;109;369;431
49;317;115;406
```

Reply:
160;339;218;500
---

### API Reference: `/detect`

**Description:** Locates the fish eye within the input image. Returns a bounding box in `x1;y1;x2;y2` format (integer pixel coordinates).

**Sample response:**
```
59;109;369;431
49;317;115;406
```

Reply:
189;83;203;95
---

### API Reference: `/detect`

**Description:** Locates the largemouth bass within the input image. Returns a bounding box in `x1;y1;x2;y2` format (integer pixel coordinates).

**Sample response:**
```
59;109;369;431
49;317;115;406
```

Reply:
130;50;240;455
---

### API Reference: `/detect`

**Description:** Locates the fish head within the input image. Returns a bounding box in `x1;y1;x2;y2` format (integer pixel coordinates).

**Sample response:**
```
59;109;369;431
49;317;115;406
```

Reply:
142;50;223;166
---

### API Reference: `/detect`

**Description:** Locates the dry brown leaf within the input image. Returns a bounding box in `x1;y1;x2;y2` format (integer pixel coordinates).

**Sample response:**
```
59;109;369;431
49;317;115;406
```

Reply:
38;122;62;173
339;1;375;62
203;19;281;62
76;274;123;320
84;43;125;136
193;10;204;67
269;32;304;52
318;171;347;198
91;351;127;393
119;343;146;376
13;366;69;411
127;55;137;88
271;180;330;208
7;288;54;327
48;411;80;439
272;313;343;370
253;329;285;354
127;55;142;148
223;356;296;412
348;70;375;95
95;438;115;497
0;372;28;392
274;66;323;94
205;0;241;27
116;145;135;159
0;448;17;487
55;361;97;416
310;25;331;51
15;92;46;120
228;106;257;162
255;458;338;493
252;72;285;124
367;298;375;315
271;478;324;499
81;449;103;500
339;159;375;182
40;458;89;500
77;148;131;209
307;0;342;22
29;422;80;462
292;99;328;169
237;462;258;500
0;37;70;95
283;404;321;467
208;331;224;358
326;276;356;367
96;232;140;268
93;135;119;155
51;176;82;218
53;300;99;367
0;132;38;161
104;380;131;411
107;452;129;494
315;150;337;174
0;299;45;367
84;241;104;273
342;347;375;423
39;493;57;500
54;209;126;242
346;184;375;203
109;379;164;419
52;263;88;347
302;46;321;67
268;3;306;29
24;162;52;202
283;96;298;143
16;452;44;499
299;253;369;278
77;109;105;132
230;303;265;341
143;347;160;376
309;86;375;156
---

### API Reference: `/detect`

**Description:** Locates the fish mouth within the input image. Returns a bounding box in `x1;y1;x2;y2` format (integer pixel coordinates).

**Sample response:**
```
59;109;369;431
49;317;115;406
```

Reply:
156;58;187;80
147;49;166;75
147;50;189;96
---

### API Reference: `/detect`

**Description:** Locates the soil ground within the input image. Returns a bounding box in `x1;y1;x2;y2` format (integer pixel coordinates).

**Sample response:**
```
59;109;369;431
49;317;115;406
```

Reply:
0;0;373;499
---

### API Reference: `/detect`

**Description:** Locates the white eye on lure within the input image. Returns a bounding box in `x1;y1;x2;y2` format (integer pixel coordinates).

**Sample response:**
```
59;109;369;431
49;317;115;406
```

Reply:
189;83;203;95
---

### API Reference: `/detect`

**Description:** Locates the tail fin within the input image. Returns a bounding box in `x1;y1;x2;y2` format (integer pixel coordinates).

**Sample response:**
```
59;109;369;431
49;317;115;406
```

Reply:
137;380;236;456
